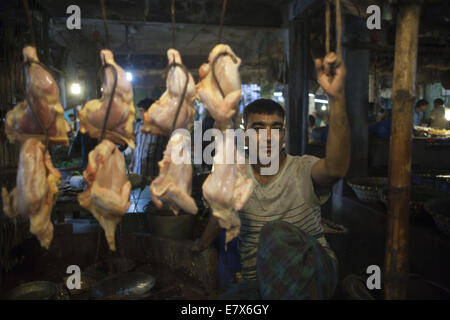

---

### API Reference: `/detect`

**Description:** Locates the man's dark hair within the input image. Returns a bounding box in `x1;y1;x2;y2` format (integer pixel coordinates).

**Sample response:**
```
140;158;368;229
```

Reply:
415;99;428;109
243;99;285;126
434;98;444;106
137;98;155;111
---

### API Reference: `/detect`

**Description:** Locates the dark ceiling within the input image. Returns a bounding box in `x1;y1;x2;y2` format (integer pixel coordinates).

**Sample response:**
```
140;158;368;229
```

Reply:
37;0;290;27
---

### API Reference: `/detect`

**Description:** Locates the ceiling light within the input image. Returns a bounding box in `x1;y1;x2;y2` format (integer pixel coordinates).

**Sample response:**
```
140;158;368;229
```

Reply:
70;83;81;95
126;72;133;82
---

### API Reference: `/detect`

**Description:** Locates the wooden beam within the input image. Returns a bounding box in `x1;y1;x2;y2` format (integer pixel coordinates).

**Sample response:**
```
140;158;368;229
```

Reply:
384;2;421;300
342;14;369;178
287;16;310;155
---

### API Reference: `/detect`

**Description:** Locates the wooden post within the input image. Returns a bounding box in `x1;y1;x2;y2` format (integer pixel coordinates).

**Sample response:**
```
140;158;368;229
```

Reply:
384;2;421;300
287;17;310;156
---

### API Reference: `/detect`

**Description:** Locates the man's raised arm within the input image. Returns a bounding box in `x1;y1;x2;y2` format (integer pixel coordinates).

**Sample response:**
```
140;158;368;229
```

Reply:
311;52;351;187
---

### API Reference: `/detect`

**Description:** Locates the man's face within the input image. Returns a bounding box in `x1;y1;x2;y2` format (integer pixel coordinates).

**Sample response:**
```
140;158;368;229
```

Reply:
419;104;427;112
245;112;285;157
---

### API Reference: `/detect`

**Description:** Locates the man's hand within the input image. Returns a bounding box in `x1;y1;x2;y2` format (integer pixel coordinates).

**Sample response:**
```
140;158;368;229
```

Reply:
315;52;346;99
190;238;205;253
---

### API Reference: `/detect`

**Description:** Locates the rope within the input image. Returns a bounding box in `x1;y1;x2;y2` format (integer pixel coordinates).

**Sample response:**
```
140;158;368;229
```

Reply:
211;51;238;98
100;0;111;49
325;0;330;54
20;61;50;151
99;62;118;142
22;0;36;46
324;0;342;57
22;0;49;150
218;0;228;43
336;0;342;58
171;0;176;49
164;62;190;135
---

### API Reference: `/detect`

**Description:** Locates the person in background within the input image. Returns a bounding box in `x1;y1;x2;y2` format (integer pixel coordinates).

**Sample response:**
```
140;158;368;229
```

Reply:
130;98;155;176
369;109;392;140
429;98;447;129
413;99;428;127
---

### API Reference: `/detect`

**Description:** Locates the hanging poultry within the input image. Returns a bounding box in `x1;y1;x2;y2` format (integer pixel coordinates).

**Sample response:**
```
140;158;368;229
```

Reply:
5;46;70;146
77;139;131;251
202;135;254;244
78;49;136;148
196;44;242;128
142;49;196;136
2;138;61;249
150;132;198;215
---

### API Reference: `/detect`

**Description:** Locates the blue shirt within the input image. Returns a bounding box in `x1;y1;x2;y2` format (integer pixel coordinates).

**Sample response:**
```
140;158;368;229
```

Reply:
413;110;423;126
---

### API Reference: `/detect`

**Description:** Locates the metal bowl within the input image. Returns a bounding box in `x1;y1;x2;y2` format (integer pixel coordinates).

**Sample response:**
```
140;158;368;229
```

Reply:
424;198;450;237
90;272;156;299
347;177;388;203
379;186;450;219
5;281;58;300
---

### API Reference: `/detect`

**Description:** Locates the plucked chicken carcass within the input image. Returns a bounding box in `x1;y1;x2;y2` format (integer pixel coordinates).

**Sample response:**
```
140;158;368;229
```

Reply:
202;135;253;244
78;139;131;251
196;44;242;127
150;132;198;215
2;138;61;249
5;46;70;146
79;49;136;148
142;49;196;135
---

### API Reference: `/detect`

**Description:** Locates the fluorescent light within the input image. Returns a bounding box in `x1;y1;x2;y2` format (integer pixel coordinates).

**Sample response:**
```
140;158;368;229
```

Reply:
126;72;133;82
309;93;314;97
274;91;282;97
321;105;327;111
315;98;328;104
70;83;81;95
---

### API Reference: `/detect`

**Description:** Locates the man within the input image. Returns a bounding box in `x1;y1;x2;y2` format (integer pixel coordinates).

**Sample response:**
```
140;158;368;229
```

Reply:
413;99;428;127
429;98;447;129
192;52;350;299
130;98;155;176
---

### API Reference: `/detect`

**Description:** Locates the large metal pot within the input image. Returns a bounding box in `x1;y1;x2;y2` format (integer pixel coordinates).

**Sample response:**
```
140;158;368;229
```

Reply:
5;281;58;300
147;212;196;240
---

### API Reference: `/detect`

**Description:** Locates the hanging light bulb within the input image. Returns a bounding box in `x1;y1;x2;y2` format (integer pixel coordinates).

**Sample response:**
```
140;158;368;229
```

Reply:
70;83;81;95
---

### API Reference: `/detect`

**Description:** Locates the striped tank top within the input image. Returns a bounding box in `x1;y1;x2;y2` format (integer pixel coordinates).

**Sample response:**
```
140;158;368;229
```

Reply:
238;154;336;280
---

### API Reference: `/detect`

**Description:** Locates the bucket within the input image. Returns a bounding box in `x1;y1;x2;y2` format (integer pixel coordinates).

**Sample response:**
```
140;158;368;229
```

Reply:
147;212;195;240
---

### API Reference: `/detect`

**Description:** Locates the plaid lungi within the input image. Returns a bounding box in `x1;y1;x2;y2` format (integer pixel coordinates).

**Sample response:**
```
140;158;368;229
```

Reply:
220;220;338;300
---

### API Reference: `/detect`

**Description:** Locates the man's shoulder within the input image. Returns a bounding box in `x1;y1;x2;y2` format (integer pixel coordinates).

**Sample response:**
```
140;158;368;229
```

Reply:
276;154;320;180
288;154;321;166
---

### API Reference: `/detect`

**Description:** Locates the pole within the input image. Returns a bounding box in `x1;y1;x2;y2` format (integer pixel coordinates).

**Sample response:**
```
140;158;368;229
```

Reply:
384;2;421;300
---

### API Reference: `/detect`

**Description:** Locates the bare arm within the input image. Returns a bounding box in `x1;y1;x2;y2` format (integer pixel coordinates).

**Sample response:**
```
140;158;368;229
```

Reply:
311;53;351;187
191;214;222;252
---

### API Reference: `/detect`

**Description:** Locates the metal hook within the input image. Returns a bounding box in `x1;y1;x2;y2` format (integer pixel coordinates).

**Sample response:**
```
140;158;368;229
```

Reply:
21;60;51;151
163;62;190;135
98;63;118;142
211;51;238;98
